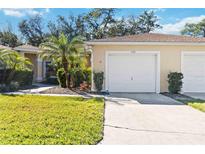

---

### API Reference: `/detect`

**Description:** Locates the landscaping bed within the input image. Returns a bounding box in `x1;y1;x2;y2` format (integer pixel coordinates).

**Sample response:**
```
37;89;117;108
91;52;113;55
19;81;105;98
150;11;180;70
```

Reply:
162;92;195;103
0;95;104;144
39;87;89;95
40;87;108;96
162;92;205;112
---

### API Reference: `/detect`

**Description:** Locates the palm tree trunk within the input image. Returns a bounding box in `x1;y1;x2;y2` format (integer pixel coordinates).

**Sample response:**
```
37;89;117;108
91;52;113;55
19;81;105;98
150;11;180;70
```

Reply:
62;56;70;88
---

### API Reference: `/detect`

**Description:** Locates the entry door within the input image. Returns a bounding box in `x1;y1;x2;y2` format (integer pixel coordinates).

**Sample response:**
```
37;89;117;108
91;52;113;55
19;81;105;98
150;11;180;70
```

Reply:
107;52;157;92
183;53;205;92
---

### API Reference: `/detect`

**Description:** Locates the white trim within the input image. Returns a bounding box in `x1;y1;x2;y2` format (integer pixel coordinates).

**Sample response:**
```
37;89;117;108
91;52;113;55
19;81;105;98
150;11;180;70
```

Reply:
181;51;205;93
17;50;39;54
43;61;47;79
105;51;160;93
156;53;160;93
86;41;205;46
36;76;43;82
91;50;94;91
37;57;43;62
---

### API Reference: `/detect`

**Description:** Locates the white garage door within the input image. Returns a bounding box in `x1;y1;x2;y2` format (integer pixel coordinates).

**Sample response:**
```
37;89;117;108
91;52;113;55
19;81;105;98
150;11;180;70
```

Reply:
106;52;158;92
183;53;205;92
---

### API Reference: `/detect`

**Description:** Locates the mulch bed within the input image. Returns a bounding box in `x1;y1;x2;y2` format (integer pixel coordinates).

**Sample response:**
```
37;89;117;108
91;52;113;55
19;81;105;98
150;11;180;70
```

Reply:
162;92;196;103
40;87;89;95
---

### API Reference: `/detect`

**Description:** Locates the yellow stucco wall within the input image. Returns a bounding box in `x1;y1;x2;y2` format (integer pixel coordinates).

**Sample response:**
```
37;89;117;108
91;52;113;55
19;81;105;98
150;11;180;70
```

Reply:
24;53;37;81
24;53;44;82
92;44;205;92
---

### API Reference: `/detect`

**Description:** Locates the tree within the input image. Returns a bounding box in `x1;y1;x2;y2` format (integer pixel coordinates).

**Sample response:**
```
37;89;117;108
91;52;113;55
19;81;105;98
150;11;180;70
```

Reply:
39;33;84;88
137;10;162;33
108;10;162;37
181;19;205;37
84;8;117;39
48;15;87;41
198;19;205;37
19;15;45;46
108;17;129;37
47;9;162;41
127;16;140;35
181;23;201;37
0;26;21;47
0;48;32;84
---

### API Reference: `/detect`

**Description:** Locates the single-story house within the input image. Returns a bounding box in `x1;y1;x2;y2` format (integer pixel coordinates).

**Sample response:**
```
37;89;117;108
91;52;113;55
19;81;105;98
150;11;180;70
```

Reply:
14;44;55;82
0;45;11;50
86;33;205;93
0;44;49;82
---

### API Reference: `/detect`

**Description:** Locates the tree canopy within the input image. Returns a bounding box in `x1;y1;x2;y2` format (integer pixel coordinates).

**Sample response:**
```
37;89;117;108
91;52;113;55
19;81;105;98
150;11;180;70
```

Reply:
19;15;46;46
39;33;84;88
181;19;205;37
0;26;21;48
17;9;162;46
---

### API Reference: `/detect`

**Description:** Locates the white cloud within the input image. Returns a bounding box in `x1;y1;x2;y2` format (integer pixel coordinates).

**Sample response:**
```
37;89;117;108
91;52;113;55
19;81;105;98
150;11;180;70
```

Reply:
152;8;166;13
0;8;50;17
155;15;205;34
3;9;24;17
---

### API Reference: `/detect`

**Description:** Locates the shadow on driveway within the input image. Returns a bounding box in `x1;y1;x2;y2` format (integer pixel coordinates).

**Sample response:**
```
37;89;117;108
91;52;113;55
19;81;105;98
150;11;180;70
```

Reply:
106;93;183;105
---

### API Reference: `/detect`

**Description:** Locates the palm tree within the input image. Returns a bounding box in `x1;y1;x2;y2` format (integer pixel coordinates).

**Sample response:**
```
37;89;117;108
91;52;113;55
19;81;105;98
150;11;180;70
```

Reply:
39;33;84;88
0;48;32;84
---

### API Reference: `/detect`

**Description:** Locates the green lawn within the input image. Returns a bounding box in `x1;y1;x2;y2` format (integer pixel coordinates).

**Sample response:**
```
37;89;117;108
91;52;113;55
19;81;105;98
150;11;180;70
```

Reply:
188;101;205;112
0;95;104;145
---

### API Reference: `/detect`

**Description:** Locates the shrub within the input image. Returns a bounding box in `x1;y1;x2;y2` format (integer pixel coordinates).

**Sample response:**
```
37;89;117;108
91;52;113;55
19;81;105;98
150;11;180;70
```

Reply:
13;70;33;86
72;70;84;87
80;81;89;91
8;81;20;91
57;68;66;88
68;67;92;88
0;84;6;92
0;69;33;92
168;72;184;94
83;67;91;85
46;76;58;85
93;72;104;92
0;81;19;92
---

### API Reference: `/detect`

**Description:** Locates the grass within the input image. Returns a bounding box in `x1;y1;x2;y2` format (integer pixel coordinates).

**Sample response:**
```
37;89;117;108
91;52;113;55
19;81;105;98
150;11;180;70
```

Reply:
176;98;205;112
178;98;205;113
0;95;104;145
162;92;205;112
187;101;205;112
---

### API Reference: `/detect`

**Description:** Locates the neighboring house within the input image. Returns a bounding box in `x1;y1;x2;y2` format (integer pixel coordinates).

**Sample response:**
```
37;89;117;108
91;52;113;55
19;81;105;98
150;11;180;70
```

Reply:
13;44;47;82
0;45;11;50
86;33;205;93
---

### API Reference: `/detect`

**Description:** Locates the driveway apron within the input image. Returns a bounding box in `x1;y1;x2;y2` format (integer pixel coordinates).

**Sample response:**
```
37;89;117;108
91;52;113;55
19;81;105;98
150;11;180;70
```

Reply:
100;93;205;144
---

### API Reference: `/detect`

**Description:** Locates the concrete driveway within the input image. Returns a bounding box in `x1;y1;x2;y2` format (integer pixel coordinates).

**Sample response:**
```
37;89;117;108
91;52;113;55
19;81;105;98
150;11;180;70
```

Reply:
100;93;205;144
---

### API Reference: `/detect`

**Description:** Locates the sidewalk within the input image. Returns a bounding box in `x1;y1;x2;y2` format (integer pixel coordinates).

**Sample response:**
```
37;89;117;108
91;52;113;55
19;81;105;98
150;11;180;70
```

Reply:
3;83;105;98
4;83;56;95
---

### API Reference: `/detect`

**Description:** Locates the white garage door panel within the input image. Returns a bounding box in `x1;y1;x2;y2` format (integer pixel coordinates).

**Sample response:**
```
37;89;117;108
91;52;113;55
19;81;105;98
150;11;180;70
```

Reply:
107;53;157;92
183;54;205;92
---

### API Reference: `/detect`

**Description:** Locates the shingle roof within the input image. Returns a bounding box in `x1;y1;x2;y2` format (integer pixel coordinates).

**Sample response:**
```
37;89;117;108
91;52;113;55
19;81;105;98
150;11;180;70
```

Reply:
88;33;205;43
13;44;39;52
0;45;11;50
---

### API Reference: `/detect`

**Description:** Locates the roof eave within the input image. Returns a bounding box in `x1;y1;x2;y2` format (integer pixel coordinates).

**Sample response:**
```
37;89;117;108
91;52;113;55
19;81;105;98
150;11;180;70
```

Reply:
14;48;39;52
85;41;205;46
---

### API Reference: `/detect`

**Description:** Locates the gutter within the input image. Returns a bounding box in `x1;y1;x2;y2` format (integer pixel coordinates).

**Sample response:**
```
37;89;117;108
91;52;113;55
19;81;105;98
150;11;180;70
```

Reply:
85;41;205;46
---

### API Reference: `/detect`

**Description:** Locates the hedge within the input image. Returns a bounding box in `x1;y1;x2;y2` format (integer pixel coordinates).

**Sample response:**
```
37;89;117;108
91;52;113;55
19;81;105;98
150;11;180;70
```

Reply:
0;69;33;87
